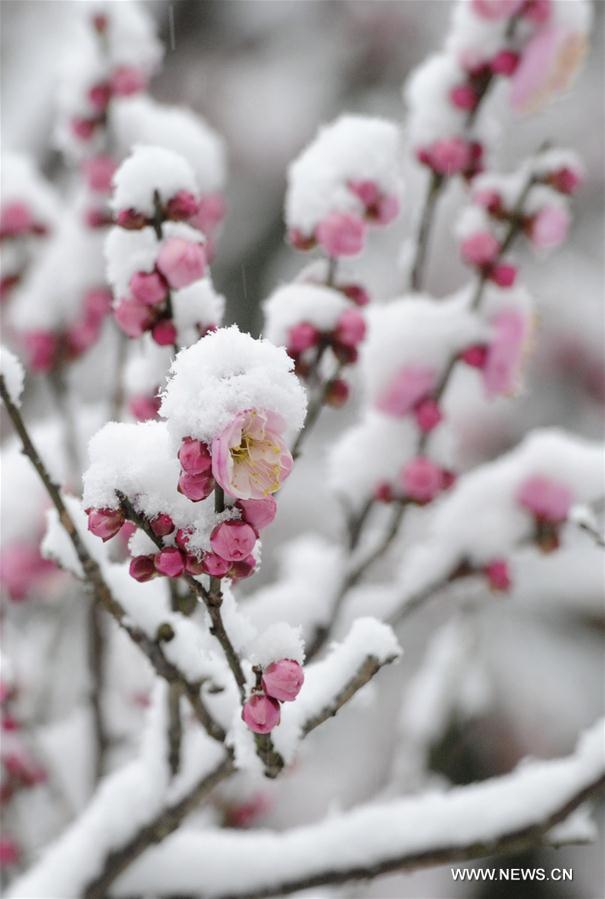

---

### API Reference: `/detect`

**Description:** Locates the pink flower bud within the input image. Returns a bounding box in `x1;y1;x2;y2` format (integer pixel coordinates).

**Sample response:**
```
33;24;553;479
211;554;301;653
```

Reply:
210;520;257;562
485;558;512;592
236;497;277;532
490;50;520;76
413;398;443;433
549;167;582;195
116;208;147;230
88;81;111;112
166;191;200;221
129;271;167;306
66;318;99;357
184;554;206;575
471;0;524;20
348;179;380;208
426;137;470;176
334;308;366;348
473;189;503;215
241;694;281;734
287;322;320;354
84;288;112;323
151;319;178;347
375;482;394;503
114;299;154;339
450;84;478;110
150;514;174;537
23;331;58;372
192;193;226;234
376;365;436;417
178;471;214;502
461;231;500;266
374;194;400;225
516;475;573;523
83;155;117;193
316;212;367;257
341;283;370;306
400;457;444;503
92;12;107;32
201;552;232;577
325;378;350;407
129;394;160;421
179;438;212;474
154;547;185;578
489;263;517;287
0;202;33;237
156;237;206;289
110;65;146;97
288;228;316;251
262;659;304;702
87;507;125;541
71;118;96;141
0;837;20;868
230;555;257;580
461;344;488;369
528;205;570;250
129;555;156;582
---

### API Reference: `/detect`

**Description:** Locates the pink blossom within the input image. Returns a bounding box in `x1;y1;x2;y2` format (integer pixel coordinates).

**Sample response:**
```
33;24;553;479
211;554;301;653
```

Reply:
71;118;96;141
87;507;125;542
489;263;517;287
316;212;367;257
348;179;380;208
262;659;304;702
225;793;271;829
151;320;178;347
179;438;213;474
485;558;512;591
150;514;174;537
450;84;478;110
84;288;112;324
241;694;281;734
200;552;232;577
211;409;293;500
528;204;570;250
471;0;525;20
116;208;147;230
334;308;366;348
375;194;400;225
325;378;350;407
287;322;320;354
460;231;500;266
288;228;316;251
516;475;573;523
129;555;156;582
110;65;147;96
376;365;437;417
230;555;257;580
413;398;443;433
129;271;167;306
549;166;583;195
88;81;111;112
0;543;54;601
461;344;488;369
236;497;277;532
0;202;33;237
490;49;520;76
65;319;99;357
23;331;58;372
83;156;117;194
425;137;470;176
154;547;185;578
114;299;154;338
342;283;370;306
166;191;199;221
156;237;206;289
400;457;444;503
0;837;20;868
511;25;587;114
473;189;503;215
178;471;214;502
483;309;527;397
210;520;257;562
191;193;226;233
129;394;160;421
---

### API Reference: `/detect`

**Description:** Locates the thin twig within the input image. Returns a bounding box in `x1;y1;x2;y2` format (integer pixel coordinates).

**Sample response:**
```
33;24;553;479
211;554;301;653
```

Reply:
408;170;443;292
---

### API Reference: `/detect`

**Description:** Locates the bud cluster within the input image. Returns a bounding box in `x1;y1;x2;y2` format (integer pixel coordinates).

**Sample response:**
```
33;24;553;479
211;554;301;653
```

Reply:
241;658;305;734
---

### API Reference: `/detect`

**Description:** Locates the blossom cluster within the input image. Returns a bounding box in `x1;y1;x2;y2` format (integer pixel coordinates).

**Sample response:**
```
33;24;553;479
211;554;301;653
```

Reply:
242;658;304;734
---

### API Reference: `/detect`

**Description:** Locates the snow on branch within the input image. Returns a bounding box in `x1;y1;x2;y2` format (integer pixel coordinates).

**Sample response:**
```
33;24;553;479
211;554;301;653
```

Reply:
111;719;605;899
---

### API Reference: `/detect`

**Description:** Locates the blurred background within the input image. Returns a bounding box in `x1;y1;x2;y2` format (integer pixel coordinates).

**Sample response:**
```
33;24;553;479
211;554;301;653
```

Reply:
1;2;604;897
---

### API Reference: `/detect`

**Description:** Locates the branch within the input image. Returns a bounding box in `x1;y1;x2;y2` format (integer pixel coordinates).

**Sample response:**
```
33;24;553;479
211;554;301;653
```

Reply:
0;376;224;744
408;170;443;292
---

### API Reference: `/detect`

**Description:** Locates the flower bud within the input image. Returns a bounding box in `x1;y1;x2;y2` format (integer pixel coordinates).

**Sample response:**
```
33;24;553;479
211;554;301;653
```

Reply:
152;320;178;347
23;331;58;372
316;212;366;257
150;514;174;537
154;547;185;578
156;237;206;289
129;271;167;306
341;283;370;306
287;322;320;355
334;308;366;348
241;694;281;734
201;552;232;577
116;208;147;230
461;344;488;369
400;457;444;503
490;50;519;76
413;398;443;433
87;507;125;541
178;471;214;502
110;65;146;96
288;228;316;251
324;378;350;407
165;191;199;221
83;155;117;193
485;558;512;592
178;437;212;474
261;659;304;702
460;231;500;266
230;555;257;580
210;520;257;562
114;299;154;338
129;555;156;582
449;84;478;110
489;263;517;287
236;497;277;532
516;475;573;523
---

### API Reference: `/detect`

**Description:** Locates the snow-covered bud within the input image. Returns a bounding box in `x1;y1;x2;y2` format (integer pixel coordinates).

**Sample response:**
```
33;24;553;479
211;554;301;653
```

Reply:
262;659;304;702
116;208;147;230
154;547;185;578
549;167;583;195
460;231;500;267
156;237;206;289
210;520;257;562
241;694;281;734
87;508;125;542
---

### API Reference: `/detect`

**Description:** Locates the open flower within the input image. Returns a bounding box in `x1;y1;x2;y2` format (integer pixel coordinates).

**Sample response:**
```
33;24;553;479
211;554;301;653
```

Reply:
211;409;293;500
483;309;528;397
511;24;588;114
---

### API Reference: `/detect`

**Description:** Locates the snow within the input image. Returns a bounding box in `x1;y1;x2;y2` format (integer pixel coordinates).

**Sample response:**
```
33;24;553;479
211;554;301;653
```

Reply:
246;622;305;668
263;282;350;346
0;346;25;406
113;96;226;193
123;340;172;399
105;226;159;296
285;114;404;233
404;52;467;147
160;326;307;445
111;145;198;217
106;720;605;898
0;151;60;228
171;277;226;347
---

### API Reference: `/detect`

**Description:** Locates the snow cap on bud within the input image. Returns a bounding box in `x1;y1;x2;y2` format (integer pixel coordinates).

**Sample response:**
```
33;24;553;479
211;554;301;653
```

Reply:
87;507;125;541
242;694;281;734
154;547;185;578
316;212;366;258
156;237;206;289
210;520;257;562
236;497;277;532
129;555;156;582
262;659;304;702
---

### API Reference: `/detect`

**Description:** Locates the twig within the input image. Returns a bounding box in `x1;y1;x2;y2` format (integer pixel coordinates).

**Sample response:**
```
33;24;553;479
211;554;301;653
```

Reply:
167;684;183;777
292;359;345;460
408;170;443;292
88;602;108;784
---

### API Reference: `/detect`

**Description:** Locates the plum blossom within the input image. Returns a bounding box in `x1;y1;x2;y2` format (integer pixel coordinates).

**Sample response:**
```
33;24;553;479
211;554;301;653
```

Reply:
376;365;437;418
511;24;589;114
483;309;529;397
517;475;573;523
241;694;281;734
262;659;304;702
